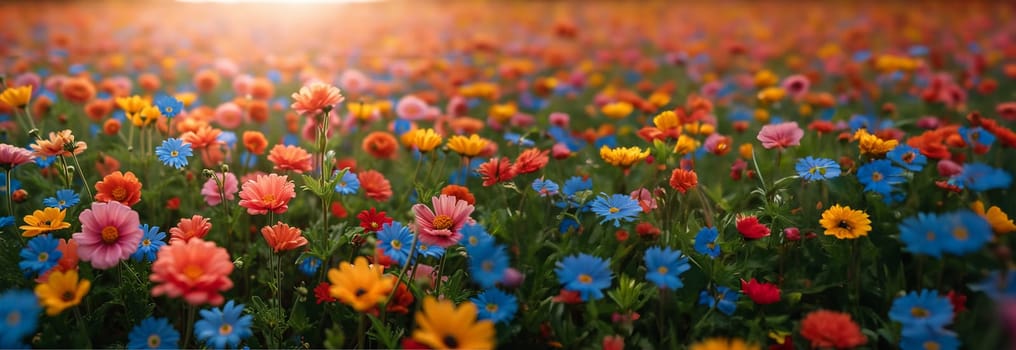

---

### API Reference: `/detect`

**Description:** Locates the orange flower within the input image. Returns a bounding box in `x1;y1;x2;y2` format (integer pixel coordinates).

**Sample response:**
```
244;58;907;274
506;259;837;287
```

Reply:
150;238;234;306
247;99;269;123
169;215;212;244
362;131;399;160
358;170;393;202
250;78;275;100
267;144;313;173
238;173;297;215
193;69;220;93
180;126;222;150
290;82;345;115
94;171;142;206
261;222;308;252
669;168;698;194
31;130;88;157
800;310;867;349
512;148;549;175
102;119;121;135
85;99;113;122
95;153;121;177
440;185;475;205
242;131;269;155
60;77;96;104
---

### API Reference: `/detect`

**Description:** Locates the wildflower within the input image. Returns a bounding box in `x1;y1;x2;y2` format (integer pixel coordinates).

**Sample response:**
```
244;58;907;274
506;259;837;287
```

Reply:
0;143;35;169
194;300;254;349
169;215;212;244
35;270;90;316
41;189;79;210
795;157;841;181
694;227;721;258
31;130;88;157
412;194;475;247
889;290;953;337
690;338;760;350
397;95;430;120
600;145;649;169
899;213;949;258
740;278;781;305
899;333;960;350
261;222;307;252
855;128;898;157
601;101;634;119
154;138;192;169
267;144;313;174
314;282;336;304
19;234;62;278
94;171;143;206
969;270;1016;301
127;317;180;349
0;85;32;108
630;188;657;213
200;172;238;206
361;131;399;159
469;243;510;289
358;170;393;202
19;207;71;237
357;208;392;233
377;222;413;266
441;184;476;205
237;174;296;215
412;296;495;350
471;288;518;324
447;134;489;158
971;201;1016;235
590;193;642;227
555;254;612;301
513;148;550;174
857;159;906;197
150;238;234;306
800;310;868;348
461;223;495;252
669;168;698;194
334;171;360;195
153;95;183;118
405;128;443;153
327;256;395;312
819;205;872;239
887;145;927;172
477;157;516;186
698;286;738;315
299;257;322;277
736;216;771;240
756;122;804;150
74;201;143;270
938;210;992;255
532;178;560;196
0;290;40;348
290;82;344;115
643;246;691;290
955;163;1012;192
131;224;167;263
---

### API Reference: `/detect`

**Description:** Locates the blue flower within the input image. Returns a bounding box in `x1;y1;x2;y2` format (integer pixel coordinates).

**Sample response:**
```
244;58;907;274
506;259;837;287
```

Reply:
19;234;61;278
555;254;612;301
589;193;641;227
461;223;495;253
416;241;445;259
698;286;738;316
900;332;960;350
694;227;721;258
377;222;413;266
504;132;535;147
643;246;691;290
218;131;237;148
969;270;1016;301
795;157;841;181
531;178;559;197
471;288;518;324
857;159;905;196
153;95;184;118
127;317;180;349
131;224;167;263
959;126;995;150
194;300;254;350
955;163;1012;192
0;216;15;228
334;171;360;195
899;213;949;258
297;257;321;277
42;189;80;210
469;243;510;289
562;176;592;197
155;138;193;169
559;217;579;234
938;210;992;256
887;145;927;172
889;290;953;337
0;290;40;349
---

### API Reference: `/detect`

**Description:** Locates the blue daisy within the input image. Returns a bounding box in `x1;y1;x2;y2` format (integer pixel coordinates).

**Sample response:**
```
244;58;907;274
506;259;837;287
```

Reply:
0;216;15;228
471;288;518;324
153;95;184;118
531;178;560;197
889;289;954;337
416;241;445;259
42;189;80;210
127;317;180;349
958;126;995;150
589;193;641;227
900;332;960;350
559;217;580;234
469;242;510;289
377;221;413;266
194;300;254;350
0;290;40;349
898;213;949;258
297;257;322;277
955;163;1012;192
698;286;738;316
19;234;62;278
154;138;193;169
334;171;360;195
694;227;721;258
887;145;927;172
562;176;592;196
131;224;167;263
554;254;612;301
643;246;691;290
795;156;841;181
969;270;1016;301
857;159;905;196
461;223;495;253
938;210;992;256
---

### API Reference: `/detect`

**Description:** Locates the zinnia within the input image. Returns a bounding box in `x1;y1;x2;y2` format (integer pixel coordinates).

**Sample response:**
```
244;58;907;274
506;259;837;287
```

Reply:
267;144;313;174
238;173;297;215
412;194;475;247
327;256;395;312
94;171;143;206
261;222;307;252
72;201;143;270
800;310;868;348
201;172;239;206
31;130;88;157
358;170;393;202
669;168;698;194
169;215;212;244
290;82;344;115
150;238;234;306
757;122;804;150
477;157;516;187
362;131;399;159
512;148;550;175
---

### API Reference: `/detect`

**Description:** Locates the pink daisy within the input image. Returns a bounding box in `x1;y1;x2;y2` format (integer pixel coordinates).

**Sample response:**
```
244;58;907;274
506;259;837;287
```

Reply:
412;194;474;248
781;74;811;99
0;143;35;168
238;173;296;215
72;201;143;270
395;95;429;120
200;172;238;206
757;122;804;150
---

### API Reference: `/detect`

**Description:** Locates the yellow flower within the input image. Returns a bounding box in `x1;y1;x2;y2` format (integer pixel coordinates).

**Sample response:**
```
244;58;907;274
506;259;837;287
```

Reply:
0;85;33;108
854;129;898;157
601;102;634;119
739;143;754;159
412;296;495;350
20;207;72;238
754;70;778;88
459;82;498;100
754;108;770;123
653;111;680;130
674;135;699;155
35;270;91;316
690;337;760;350
489;103;517;123
757;87;786;104
348;102;377;121
648;91;671;107
600;145;649;169
133;105;162;127
116;95;149;122
819;205;872;239
405;128;443;153
327;257;395;312
447;134;489;158
971;201;1016;235
683;121;714;135
174;92;197;107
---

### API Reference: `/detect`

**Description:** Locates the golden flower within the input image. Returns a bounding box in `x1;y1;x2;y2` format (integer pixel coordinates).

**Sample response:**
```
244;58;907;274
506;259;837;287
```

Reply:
489;103;517;123
35;270;91;316
327;256;394;312
854;129;898;157
116;95;149;122
691;337;760;350
600;145;649;169
648;91;671;107
0;85;33;108
971;201;1016;235
348;102;378;121
653;111;681;130
20;207;72;237
446;134;489;158
819;205;872;239
412;296;495;350
673;135;699;155
404;128;443;153
132;105;162;127
175;92;198;107
754;70;778;88
739;143;754;159
754;108;770;123
757;87;787;104
601;101;634;119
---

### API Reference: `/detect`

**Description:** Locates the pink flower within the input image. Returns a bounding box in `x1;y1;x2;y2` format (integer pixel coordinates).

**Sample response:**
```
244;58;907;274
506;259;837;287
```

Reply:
396;95;429;120
630;188;657;213
214;102;243;130
781;74;811;99
757;122;804;150
201;172;238;206
549;112;570;127
551;143;572;159
412;194;474;248
72;201;143;270
238;173;296;215
338;69;371;94
0;143;36;168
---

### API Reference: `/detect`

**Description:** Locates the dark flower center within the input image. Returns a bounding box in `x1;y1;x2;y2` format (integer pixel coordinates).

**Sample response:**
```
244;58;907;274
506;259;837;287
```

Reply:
355;288;367;297
837;220;851;230
443;335;459;348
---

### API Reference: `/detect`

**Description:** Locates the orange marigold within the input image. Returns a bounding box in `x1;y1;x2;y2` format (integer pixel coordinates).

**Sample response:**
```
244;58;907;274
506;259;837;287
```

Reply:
94;171;142;206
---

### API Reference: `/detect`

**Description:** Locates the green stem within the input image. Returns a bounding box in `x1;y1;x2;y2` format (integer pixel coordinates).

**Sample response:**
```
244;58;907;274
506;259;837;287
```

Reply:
73;306;92;348
434;252;449;295
69;153;93;201
356;313;367;349
183;305;196;348
22;106;37;133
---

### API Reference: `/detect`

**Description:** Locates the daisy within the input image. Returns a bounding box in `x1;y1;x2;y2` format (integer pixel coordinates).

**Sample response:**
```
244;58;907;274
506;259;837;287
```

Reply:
154;138;192;169
72;201;143;270
237;174;296;215
412;194;475;247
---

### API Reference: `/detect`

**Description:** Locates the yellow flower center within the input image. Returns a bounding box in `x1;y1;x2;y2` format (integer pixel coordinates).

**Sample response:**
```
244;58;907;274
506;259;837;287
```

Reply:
219;324;233;335
101;226;120;243
902;152;915;163
433;215;454;230
184;265;204;281
38;252;49;262
608;207;619;214
657;266;669;275
58;200;66;206
923;341;940;350
262;194;276;205
578;274;593;284
148;335;161;348
871;171;883;182
390;240;402;249
112;187;127;201
707;242;715;250
486;303;498;313
170;151;179;157
911;307;929;318
952;228;968;240
142;239;151;247
469;236;478;246
371;222;378;229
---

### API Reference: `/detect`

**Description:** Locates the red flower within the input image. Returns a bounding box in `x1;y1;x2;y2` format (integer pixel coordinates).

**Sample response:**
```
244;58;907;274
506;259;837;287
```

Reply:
783;227;801;241
736;216;771;239
615;229;629;242
165;197;180;211
741;278;781;304
314;282;336;304
635;222;661;239
357;208;393;233
477;157;516;187
946;291;967;314
669;168;698;194
800;310;868;349
512;148;549;175
552;289;583;304
358;170;393;202
330;201;348;218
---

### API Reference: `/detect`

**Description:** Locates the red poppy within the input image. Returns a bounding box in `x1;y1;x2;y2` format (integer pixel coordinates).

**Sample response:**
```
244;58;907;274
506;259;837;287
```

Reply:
741;278;781;304
736;216;771;240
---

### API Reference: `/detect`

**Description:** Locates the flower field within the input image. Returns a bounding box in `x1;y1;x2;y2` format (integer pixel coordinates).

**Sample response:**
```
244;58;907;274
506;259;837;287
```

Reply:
1;1;1016;349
